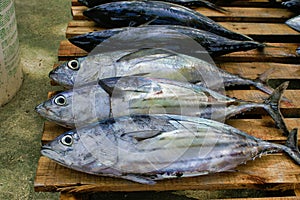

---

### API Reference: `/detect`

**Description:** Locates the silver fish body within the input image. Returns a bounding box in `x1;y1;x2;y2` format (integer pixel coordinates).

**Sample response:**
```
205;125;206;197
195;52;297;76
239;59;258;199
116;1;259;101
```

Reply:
49;48;274;96
285;15;300;32
41;114;300;184
36;77;289;135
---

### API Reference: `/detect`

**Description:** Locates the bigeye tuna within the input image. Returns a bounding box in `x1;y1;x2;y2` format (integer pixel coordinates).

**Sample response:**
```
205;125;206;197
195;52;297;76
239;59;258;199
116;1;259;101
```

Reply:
49;48;274;97
83;1;252;41
68;25;263;55
35;77;289;135
41;114;300;184
78;0;227;12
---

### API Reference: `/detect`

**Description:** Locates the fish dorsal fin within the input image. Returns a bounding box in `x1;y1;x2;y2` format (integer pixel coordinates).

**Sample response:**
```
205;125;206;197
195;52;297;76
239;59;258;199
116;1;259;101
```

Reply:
99;76;162;96
116;48;177;63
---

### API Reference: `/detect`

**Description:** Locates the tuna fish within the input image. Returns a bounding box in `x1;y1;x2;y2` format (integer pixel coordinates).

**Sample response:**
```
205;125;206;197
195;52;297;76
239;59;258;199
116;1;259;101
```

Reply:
282;0;300;13
78;0;227;12
35;77;289;135
68;25;263;55
41;114;300;184
49;48;275;97
285;15;300;32
83;1;252;41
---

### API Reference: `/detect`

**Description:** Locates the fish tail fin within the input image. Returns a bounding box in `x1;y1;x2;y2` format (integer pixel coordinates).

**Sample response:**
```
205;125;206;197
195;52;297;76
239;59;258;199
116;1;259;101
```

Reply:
253;68;291;102
263;81;289;136
283;128;300;165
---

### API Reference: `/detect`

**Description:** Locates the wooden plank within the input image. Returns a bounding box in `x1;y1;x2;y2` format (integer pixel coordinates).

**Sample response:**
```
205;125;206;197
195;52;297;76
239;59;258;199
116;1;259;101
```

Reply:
34;154;300;193
66;20;300;43
218;23;300;42
59;192;299;200
71;6;296;23
218;62;300;81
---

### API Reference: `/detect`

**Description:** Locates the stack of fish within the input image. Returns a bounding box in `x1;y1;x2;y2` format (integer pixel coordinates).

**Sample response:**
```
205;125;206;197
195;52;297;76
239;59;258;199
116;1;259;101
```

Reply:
36;0;300;184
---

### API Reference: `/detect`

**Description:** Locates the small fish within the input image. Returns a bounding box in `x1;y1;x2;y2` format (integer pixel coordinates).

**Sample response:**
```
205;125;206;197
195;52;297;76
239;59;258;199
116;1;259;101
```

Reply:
68;25;263;55
282;0;300;13
36;77;289;135
297;46;300;55
41;114;300;184
49;48;275;97
286;15;300;32
83;1;252;41
78;0;227;12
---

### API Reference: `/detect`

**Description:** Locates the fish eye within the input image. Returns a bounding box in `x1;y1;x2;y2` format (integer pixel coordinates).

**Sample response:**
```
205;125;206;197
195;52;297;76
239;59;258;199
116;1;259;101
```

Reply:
67;60;79;70
54;95;67;106
61;134;73;146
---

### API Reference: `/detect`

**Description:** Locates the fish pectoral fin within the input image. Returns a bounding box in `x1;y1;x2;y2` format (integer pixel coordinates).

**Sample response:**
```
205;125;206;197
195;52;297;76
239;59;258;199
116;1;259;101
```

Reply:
126;130;163;142
116;48;177;63
99;76;162;95
122;174;156;184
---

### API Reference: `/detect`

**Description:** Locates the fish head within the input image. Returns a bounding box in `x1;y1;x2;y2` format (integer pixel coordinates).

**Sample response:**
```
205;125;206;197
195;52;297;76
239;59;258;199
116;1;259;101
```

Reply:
41;124;119;174
41;130;99;171
49;57;86;87
35;91;75;128
36;83;111;128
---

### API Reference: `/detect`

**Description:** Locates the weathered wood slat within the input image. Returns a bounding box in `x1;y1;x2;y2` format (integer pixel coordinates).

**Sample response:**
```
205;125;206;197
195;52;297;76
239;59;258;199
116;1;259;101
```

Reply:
66;20;300;43
71;6;296;23
59;192;299;200
218;62;300;80
34;154;300;193
57;40;300;63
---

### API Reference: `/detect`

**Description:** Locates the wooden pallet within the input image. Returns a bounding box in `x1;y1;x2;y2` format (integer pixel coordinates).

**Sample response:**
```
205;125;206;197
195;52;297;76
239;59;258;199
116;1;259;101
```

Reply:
34;0;300;199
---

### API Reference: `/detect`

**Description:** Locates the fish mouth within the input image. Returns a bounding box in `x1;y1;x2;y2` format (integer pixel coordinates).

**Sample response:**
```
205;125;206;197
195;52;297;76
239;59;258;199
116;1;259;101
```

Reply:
41;146;62;163
49;71;74;88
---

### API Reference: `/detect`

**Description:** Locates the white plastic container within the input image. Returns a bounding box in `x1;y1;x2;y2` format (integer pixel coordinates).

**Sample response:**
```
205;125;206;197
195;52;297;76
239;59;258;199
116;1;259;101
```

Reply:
0;0;23;106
